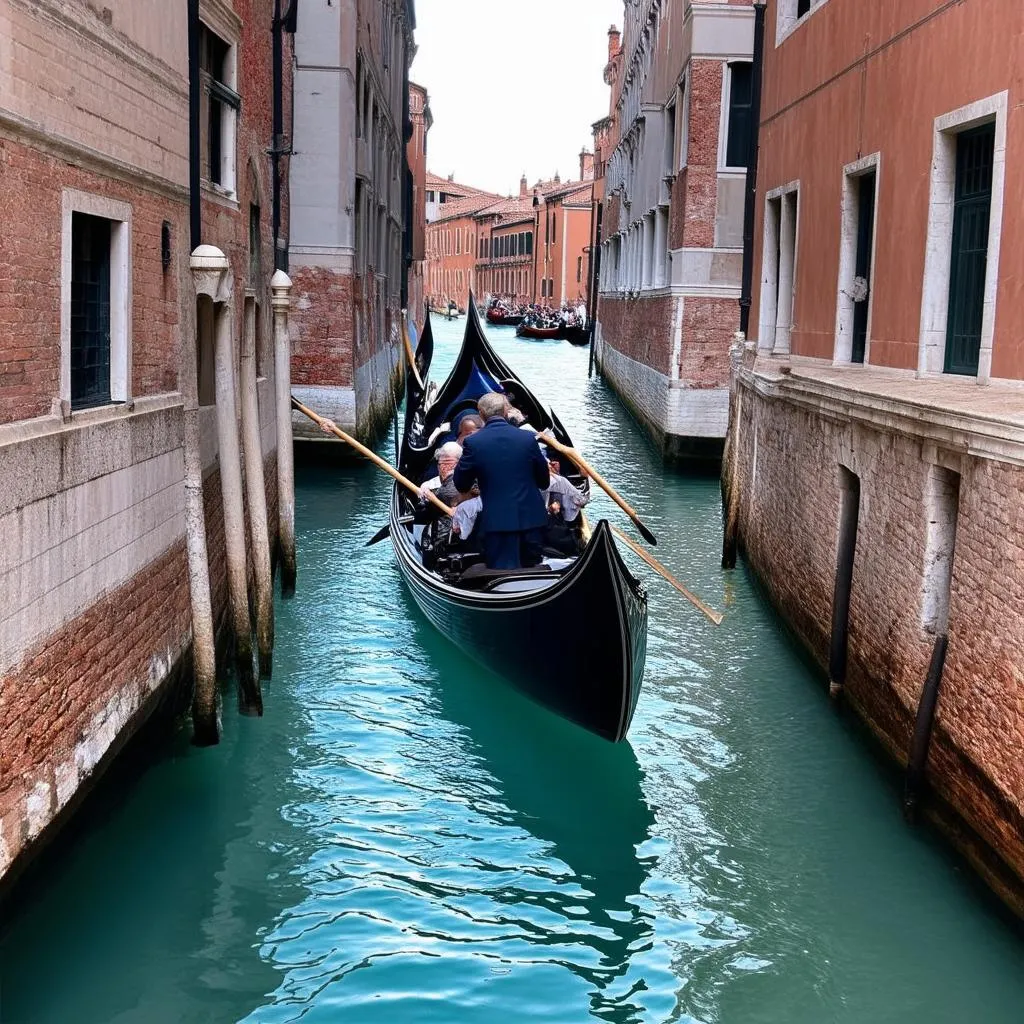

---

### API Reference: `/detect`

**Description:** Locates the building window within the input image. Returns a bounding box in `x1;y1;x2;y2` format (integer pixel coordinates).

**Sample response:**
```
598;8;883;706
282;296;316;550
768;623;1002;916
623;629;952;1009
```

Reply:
70;214;112;409
835;155;880;366
919;92;1007;382
199;23;240;195
577;256;583;283
249;202;262;286
525;231;533;255
61;192;131;411
724;63;753;169
758;184;799;355
945;124;995;375
777;0;831;43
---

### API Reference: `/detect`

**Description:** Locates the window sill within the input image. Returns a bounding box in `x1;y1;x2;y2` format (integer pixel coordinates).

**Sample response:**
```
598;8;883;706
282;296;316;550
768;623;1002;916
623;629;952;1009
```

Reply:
0;393;185;446
201;180;239;210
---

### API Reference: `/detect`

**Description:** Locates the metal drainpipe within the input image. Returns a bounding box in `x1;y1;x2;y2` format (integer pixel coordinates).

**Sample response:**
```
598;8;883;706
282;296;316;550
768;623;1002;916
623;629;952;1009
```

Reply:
738;1;766;337
272;0;297;271
212;281;260;712
273;270;297;596
240;295;274;677
188;0;202;252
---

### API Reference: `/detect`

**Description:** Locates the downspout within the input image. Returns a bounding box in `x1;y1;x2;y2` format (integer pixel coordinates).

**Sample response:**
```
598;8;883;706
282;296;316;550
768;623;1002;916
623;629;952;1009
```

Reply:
724;0;766;570
738;1;766;337
188;0;202;251
588;201;603;378
272;0;297;271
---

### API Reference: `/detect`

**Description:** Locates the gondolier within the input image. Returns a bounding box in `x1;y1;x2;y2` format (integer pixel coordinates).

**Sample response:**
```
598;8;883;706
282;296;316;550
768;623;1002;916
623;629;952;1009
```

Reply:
453;392;550;569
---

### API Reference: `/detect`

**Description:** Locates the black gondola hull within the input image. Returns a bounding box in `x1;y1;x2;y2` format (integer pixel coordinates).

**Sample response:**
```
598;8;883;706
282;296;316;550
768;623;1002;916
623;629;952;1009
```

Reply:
394;293;649;742
393;514;647;742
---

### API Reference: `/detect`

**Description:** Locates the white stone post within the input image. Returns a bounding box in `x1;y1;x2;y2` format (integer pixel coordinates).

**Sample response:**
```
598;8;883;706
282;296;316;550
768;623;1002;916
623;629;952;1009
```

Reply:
775;195;796;355
193;246;259;711
241;293;274;677
185;249;220;745
272;270;297;595
654;208;668;287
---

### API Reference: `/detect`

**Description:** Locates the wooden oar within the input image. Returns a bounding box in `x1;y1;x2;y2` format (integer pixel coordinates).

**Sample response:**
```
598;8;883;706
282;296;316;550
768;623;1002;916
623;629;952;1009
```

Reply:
611;526;724;626
536;432;658;547
402;319;425;392
292;397;453;518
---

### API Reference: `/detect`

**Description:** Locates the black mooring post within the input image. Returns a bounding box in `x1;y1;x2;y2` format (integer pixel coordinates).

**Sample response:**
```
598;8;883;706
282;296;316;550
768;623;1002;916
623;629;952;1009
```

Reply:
828;472;860;697
904;634;950;822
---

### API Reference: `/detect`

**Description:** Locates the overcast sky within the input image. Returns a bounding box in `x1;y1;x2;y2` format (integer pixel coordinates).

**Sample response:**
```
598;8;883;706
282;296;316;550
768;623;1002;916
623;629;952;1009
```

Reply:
410;0;624;195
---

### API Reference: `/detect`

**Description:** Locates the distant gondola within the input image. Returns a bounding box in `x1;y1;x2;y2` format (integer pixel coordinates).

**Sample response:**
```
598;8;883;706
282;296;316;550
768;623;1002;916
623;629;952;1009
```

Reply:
486;309;525;327
560;324;590;346
516;322;561;340
392;298;648;742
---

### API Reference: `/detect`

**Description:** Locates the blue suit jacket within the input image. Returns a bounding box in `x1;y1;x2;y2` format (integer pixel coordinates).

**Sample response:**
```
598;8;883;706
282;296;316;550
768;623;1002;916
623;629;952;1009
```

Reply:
452;417;550;533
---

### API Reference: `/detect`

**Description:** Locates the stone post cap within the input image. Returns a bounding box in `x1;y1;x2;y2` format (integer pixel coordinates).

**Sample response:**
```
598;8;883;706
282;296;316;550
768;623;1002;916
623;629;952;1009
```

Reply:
271;269;293;308
190;244;230;272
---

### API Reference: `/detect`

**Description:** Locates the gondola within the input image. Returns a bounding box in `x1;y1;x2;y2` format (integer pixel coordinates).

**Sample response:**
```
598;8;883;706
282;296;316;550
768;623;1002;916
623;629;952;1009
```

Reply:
392;296;648;742
486;310;525;327
516;322;562;340
404;315;434;434
560;324;590;346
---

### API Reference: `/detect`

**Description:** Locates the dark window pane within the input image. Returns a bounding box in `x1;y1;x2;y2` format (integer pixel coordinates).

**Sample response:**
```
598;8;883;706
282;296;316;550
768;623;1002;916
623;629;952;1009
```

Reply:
797;0;811;16
70;213;112;409
726;63;753;167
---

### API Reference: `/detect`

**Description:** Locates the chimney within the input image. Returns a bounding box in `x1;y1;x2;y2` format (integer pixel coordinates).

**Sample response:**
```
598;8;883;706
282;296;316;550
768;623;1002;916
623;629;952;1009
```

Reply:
520;173;528;199
579;149;594;182
608;25;620;61
447;172;455;182
553;171;560;185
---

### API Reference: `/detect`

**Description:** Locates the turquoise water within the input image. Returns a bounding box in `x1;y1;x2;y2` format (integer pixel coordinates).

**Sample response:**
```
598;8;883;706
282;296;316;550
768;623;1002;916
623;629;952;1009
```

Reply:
1;320;1023;1023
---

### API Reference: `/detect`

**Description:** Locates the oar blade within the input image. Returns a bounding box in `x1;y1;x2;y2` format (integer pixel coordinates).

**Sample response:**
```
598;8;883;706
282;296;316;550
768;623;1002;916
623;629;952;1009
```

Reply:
365;524;391;547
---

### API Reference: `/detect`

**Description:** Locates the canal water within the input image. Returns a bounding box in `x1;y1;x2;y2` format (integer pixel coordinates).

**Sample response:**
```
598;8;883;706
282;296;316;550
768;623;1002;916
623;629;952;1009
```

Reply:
2;320;1023;1024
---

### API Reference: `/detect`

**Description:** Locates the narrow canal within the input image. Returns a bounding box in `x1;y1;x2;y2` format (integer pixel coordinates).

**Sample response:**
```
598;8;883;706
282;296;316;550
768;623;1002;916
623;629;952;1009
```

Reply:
2;320;1023;1024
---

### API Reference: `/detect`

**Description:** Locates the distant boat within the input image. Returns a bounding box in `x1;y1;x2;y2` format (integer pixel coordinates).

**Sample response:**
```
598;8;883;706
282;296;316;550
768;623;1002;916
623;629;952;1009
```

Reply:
486;309;524;327
393;296;648;742
516;322;561;340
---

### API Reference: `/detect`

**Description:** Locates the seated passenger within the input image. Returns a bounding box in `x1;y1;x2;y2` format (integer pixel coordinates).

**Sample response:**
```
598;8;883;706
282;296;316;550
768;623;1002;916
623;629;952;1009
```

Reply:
542;456;590;523
420;442;463;508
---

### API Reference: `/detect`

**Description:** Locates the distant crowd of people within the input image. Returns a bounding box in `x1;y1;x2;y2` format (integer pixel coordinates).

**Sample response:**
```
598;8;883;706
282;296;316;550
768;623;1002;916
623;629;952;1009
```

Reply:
487;296;588;332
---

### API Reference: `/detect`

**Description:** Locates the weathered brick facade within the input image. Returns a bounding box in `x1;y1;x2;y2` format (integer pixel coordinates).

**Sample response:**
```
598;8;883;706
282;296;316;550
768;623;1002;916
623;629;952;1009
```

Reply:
0;0;293;896
732;365;1024;912
593;1;753;464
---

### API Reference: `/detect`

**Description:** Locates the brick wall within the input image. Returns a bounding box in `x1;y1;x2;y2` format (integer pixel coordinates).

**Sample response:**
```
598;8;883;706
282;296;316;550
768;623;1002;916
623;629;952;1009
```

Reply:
600;294;676;376
290;267;355;388
0;139;187;424
735;381;1024;910
0;542;192;882
680;296;737;388
681;59;722;250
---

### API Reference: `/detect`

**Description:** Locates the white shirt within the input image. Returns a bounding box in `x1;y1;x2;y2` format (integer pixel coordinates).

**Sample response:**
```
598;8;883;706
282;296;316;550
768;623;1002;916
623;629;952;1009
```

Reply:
544;474;590;522
452;496;483;539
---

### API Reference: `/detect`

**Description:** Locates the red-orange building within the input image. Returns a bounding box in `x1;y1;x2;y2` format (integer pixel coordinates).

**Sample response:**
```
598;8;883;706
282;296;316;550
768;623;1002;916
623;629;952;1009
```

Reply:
730;0;1024;915
424;160;596;309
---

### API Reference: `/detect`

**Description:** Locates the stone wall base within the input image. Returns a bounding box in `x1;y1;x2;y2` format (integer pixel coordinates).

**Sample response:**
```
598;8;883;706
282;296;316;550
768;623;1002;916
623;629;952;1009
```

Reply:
733;373;1024;916
596;328;727;468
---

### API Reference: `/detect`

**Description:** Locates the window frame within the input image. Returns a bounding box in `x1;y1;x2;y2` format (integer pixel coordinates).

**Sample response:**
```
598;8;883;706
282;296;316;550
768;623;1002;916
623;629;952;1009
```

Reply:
720;61;754;172
61;190;132;413
198;16;240;199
